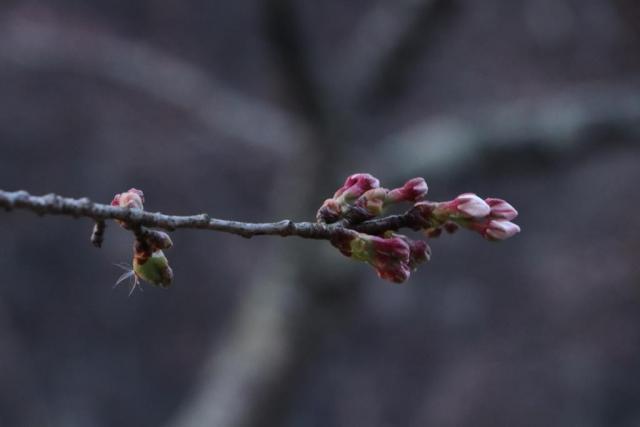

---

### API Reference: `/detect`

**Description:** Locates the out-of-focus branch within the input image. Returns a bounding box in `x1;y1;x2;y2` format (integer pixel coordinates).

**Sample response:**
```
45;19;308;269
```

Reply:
337;0;455;106
0;15;308;156
0;189;427;240
263;0;327;125
370;82;640;177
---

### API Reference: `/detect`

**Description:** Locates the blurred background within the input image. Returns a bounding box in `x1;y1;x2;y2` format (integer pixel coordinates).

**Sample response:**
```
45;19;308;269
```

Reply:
1;1;640;426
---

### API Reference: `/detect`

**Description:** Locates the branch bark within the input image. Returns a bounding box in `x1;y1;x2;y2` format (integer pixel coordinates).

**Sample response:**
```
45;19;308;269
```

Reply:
0;189;425;241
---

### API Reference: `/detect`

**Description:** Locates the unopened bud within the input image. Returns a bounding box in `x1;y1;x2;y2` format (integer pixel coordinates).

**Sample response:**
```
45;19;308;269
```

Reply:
111;188;144;210
354;188;388;218
144;230;173;250
485;198;518;220
349;233;412;283
484;219;521;241
134;250;173;288
394;234;431;270
435;193;491;219
334;173;380;202
386;177;428;203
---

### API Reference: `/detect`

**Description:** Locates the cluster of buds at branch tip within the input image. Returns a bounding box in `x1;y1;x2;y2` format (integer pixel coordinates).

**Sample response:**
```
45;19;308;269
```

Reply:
321;174;521;283
419;194;521;241
331;231;430;283
111;188;174;294
317;174;429;224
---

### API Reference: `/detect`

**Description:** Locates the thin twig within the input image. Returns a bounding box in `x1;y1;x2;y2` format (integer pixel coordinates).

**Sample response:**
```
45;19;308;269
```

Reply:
90;220;106;248
0;190;424;241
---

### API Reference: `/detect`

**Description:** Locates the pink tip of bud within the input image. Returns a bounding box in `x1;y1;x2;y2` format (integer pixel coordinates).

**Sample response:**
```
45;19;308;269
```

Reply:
374;262;411;284
453;193;491;219
387;177;429;203
112;188;145;210
485;220;521;241
485;198;518;221
334;173;380;200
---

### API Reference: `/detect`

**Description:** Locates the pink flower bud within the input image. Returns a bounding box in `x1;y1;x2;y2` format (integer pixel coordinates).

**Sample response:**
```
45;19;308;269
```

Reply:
394;235;431;269
372;257;411;283
435;193;490;219
337;233;413;283
367;235;412;283
111;188;144;210
485;198;518;221
386;177;429;203
469;219;521;241
484;220;521;241
334;173;380;201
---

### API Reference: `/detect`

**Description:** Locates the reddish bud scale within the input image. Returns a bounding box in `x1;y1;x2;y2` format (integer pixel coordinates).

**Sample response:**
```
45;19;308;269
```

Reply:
317;198;342;223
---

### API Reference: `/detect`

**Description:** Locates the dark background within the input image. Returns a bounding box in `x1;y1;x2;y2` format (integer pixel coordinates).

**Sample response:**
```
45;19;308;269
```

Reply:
1;1;640;426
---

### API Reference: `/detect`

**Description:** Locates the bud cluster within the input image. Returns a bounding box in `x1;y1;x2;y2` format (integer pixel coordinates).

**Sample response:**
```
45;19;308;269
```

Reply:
111;188;173;292
423;194;521;241
317;173;428;224
320;174;520;283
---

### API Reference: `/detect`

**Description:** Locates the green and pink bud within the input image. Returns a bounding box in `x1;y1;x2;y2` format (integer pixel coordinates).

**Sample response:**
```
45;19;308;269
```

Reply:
133;249;173;288
386;177;428;204
351;188;389;219
336;232;414;283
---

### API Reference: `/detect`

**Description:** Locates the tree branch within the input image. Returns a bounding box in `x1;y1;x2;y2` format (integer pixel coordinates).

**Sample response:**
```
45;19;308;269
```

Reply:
0;189;423;241
337;0;455;107
369;81;640;178
0;14;308;156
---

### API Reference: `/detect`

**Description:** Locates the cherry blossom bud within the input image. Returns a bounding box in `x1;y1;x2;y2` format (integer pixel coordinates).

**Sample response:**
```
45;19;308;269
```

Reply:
484;220;521;241
372;257;411;283
111;188;144;210
353;188;389;218
144;230;173;251
386;177;429;203
134;250;173;288
435;193;491;219
334;173;380;202
469;219;521;241
394;234;431;270
334;232;413;283
363;235;411;283
316;198;342;223
485;198;518;220
360;234;411;283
